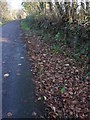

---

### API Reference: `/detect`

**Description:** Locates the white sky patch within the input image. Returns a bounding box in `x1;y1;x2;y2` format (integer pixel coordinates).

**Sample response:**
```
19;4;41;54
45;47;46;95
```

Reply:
7;0;23;10
2;0;89;10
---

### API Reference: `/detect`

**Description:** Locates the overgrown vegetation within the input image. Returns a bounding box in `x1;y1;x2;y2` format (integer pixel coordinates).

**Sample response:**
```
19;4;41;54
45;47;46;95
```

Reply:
21;1;90;79
21;1;90;119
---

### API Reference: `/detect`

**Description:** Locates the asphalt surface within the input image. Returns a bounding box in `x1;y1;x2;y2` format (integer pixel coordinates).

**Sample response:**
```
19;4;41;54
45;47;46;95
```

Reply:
2;20;44;118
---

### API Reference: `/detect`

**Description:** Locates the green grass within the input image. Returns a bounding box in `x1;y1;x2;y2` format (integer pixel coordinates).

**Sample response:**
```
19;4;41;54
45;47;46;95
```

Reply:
0;22;2;26
0;20;13;26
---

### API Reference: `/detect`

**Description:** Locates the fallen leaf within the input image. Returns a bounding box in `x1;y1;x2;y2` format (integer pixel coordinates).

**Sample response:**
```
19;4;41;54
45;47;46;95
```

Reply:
4;73;9;78
38;97;41;101
65;64;69;67
52;106;56;112
20;57;24;59
43;96;47;100
7;112;12;117
18;64;22;66
32;112;37;116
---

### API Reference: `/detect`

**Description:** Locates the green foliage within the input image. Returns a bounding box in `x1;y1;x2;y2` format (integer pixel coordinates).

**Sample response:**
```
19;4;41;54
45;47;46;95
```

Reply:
21;20;30;31
55;32;61;41
61;87;65;93
53;45;67;56
39;2;44;10
22;2;41;15
21;14;38;31
86;72;90;77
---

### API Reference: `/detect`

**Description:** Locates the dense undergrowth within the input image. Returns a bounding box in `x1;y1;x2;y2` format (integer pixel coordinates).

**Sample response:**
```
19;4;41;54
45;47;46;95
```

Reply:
21;14;89;79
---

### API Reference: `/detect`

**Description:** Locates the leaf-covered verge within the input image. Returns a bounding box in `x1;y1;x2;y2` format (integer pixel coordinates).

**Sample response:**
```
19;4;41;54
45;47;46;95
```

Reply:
21;14;90;80
21;15;89;119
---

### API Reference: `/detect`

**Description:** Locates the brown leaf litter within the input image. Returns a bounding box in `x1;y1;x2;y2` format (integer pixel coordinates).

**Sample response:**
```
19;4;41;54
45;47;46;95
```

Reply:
23;31;89;119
